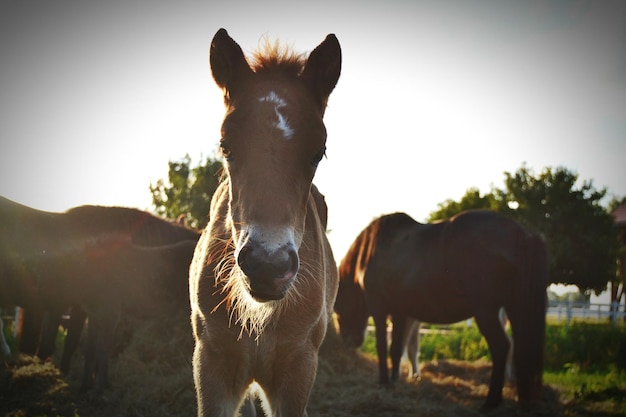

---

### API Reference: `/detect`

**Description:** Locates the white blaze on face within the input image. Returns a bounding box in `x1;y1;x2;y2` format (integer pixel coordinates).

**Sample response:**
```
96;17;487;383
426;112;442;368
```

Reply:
258;91;294;139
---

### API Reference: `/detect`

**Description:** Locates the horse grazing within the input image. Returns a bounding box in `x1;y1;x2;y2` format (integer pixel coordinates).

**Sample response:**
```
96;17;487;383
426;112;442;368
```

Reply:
189;28;340;416
58;237;198;390
334;210;548;411
3;230;197;390
0;195;200;389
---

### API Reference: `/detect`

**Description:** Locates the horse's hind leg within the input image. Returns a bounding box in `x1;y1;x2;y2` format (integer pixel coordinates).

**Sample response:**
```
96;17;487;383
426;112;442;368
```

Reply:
506;294;547;408
499;308;515;384
474;310;511;411
506;235;548;408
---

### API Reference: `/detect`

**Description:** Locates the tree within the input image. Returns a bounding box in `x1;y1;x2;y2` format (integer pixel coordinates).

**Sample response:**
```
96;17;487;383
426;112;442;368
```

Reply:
149;154;222;229
608;196;626;306
503;166;618;295
428;187;499;222
429;165;620;295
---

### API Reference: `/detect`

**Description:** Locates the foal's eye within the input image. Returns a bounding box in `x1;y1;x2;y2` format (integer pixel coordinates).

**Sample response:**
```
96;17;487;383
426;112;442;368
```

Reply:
220;142;233;162
311;146;326;167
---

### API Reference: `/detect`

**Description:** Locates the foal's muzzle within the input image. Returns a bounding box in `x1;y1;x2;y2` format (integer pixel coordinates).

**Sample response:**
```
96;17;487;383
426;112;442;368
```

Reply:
237;243;299;302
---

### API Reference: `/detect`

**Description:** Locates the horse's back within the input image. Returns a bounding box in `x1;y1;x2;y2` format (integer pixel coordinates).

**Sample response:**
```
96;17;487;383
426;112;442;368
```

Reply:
354;210;537;320
355;213;436;283
0;196;67;249
445;210;533;268
65;204;200;244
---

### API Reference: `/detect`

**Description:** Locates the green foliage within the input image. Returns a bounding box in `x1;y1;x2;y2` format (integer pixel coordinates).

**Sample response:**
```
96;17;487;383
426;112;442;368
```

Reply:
418;324;491;362
428;187;499;222
149;154;222;229
361;321;626;373
608;196;626;213
428;164;621;294
502;166;618;294
544;366;626;412
544;322;626;372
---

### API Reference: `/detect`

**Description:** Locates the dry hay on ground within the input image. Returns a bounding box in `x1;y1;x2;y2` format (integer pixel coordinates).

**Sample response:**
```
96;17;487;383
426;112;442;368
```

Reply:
0;316;619;417
1;308;196;417
310;329;557;417
0;354;76;417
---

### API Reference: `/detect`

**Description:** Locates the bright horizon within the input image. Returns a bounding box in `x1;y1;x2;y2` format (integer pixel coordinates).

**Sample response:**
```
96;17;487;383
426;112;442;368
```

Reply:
1;1;625;264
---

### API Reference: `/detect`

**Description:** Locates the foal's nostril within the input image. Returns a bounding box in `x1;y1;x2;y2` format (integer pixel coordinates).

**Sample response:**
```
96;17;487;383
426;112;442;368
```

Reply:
286;248;299;278
236;245;252;273
237;243;299;301
237;244;299;281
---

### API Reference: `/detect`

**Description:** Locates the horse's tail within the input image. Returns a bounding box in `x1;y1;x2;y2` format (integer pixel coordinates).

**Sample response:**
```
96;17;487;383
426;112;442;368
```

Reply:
508;232;548;407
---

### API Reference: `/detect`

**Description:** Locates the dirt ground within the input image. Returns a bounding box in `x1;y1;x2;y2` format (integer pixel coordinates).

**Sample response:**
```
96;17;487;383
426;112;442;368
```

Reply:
0;312;622;417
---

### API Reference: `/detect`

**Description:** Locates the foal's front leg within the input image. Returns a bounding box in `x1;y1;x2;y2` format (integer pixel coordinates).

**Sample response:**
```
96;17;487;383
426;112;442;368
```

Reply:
193;338;252;417
262;345;319;417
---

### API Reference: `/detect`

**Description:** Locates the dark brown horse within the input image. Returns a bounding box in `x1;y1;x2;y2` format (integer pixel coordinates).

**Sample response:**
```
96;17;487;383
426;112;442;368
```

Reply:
0;195;200;388
189;29;340;416
58;238;199;381
334;210;548;411
28;235;197;390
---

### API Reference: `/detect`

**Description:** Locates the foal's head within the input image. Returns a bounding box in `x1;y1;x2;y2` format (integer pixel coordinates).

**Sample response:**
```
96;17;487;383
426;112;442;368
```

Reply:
210;29;341;302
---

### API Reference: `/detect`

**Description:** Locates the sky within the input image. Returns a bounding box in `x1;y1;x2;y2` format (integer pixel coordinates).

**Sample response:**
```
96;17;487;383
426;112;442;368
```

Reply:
1;0;625;262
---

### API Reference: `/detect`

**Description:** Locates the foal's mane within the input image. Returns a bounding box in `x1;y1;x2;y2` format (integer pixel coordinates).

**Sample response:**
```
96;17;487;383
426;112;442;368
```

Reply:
250;38;306;76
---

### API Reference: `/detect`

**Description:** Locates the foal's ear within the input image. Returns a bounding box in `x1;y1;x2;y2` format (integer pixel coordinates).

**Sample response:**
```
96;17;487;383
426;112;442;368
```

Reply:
301;34;342;107
210;28;253;95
